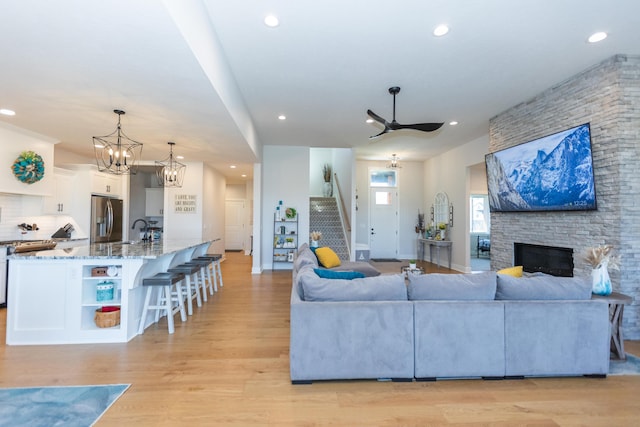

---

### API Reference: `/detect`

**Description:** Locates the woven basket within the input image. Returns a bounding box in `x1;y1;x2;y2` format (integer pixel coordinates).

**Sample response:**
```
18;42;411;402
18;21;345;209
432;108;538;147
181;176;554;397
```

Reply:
94;308;121;328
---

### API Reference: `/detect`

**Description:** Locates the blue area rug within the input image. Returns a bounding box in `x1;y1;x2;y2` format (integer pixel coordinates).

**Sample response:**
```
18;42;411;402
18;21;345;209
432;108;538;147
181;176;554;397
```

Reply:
609;353;640;375
0;384;129;427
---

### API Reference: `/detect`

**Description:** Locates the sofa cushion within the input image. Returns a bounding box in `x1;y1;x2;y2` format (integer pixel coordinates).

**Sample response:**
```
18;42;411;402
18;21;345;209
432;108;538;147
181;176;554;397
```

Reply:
496;274;591;300
407;272;497;301
497;265;523;277
313;268;365;280
300;268;407;301
325;261;381;277
315;247;341;268
294;247;318;271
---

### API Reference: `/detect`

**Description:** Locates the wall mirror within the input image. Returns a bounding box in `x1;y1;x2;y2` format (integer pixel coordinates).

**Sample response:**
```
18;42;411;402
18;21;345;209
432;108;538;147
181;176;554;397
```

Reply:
434;192;449;226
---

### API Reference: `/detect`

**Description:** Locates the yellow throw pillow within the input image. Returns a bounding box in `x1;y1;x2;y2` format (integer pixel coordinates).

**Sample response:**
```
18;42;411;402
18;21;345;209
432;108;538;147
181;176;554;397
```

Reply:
497;265;523;278
314;247;341;268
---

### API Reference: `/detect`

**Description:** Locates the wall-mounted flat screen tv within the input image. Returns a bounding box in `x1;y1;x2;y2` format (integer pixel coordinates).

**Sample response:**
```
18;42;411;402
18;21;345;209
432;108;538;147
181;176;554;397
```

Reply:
485;123;597;212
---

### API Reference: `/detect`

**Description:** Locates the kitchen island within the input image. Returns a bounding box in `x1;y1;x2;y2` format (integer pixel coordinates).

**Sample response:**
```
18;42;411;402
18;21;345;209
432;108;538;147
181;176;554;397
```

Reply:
5;239;214;345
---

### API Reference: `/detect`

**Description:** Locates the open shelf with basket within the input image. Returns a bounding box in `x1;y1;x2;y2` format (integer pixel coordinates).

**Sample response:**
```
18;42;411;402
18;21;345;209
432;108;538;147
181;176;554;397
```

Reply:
80;265;123;330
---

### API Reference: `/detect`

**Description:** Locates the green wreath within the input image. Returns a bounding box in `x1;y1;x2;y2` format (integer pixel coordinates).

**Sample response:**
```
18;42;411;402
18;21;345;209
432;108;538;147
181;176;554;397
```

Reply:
12;151;45;184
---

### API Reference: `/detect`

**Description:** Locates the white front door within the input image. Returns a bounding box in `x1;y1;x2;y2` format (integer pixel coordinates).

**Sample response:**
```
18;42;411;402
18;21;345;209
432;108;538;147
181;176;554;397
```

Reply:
369;188;398;259
225;200;244;251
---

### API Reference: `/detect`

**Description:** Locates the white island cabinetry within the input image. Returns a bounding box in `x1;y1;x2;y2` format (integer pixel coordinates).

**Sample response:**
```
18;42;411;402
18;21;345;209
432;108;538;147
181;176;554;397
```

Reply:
7;258;141;345
5;239;215;346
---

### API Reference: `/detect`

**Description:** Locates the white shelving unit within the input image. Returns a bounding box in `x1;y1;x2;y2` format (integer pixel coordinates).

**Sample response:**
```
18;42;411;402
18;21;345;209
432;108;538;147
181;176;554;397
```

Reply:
80;265;123;330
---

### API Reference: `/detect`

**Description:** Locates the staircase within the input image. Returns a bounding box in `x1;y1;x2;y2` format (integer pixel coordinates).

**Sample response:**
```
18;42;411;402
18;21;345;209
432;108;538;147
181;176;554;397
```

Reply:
309;197;349;260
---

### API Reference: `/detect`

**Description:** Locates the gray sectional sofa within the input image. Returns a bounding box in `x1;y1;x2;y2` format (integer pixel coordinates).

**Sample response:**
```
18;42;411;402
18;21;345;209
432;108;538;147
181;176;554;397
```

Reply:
290;245;611;383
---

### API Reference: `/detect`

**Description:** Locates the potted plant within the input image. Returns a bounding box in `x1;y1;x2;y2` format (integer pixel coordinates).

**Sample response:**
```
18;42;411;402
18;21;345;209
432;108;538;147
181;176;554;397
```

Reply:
322;164;333;197
310;231;322;248
409;259;417;270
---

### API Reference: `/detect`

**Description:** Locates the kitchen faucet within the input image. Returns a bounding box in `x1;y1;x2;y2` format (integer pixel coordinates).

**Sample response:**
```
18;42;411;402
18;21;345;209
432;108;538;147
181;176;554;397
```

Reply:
131;218;149;240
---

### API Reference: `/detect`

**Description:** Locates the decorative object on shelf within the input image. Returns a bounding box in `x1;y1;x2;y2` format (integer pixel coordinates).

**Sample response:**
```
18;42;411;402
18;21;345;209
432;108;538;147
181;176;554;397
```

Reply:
12;150;45;184
409;259;417;270
322;164;333;197
310;231;322;247
94;306;121;328
96;281;115;302
585;244;620;296
415;210;425;234
275;200;283;220
438;222;447;240
387;154;402;169
285;207;297;219
92;109;144;175
155;142;186;187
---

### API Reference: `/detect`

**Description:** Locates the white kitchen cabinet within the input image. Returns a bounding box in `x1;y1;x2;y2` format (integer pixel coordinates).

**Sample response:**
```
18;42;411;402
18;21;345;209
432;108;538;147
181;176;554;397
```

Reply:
92;172;121;197
145;188;164;216
43;168;75;214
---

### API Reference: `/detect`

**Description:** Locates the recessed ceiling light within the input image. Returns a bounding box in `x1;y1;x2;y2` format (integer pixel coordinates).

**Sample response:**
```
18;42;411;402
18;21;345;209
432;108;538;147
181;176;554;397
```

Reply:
433;24;449;37
0;108;16;116
241;174;247;178
449;121;458;126
230;165;237;169
366;118;374;124
93;143;104;148
176;155;184;160
588;32;607;43
264;14;279;28
278;115;286;120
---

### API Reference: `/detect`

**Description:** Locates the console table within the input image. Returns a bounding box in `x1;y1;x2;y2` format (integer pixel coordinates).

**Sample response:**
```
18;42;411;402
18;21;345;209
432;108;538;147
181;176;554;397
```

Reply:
592;292;633;360
418;239;452;269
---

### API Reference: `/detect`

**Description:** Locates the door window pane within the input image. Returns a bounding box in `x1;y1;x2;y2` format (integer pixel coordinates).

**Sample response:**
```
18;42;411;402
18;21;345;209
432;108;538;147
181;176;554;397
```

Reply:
375;191;392;205
370;170;397;187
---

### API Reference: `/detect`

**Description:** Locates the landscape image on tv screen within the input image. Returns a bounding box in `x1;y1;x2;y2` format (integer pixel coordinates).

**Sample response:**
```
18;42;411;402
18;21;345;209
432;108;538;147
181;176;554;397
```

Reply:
486;123;597;212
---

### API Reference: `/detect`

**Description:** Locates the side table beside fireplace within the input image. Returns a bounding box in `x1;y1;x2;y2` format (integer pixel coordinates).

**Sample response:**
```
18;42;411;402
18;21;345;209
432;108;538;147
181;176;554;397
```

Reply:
592;292;633;360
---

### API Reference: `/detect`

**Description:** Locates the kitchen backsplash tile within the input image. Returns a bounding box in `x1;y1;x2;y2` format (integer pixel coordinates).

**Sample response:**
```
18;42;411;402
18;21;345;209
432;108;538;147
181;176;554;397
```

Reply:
0;193;85;241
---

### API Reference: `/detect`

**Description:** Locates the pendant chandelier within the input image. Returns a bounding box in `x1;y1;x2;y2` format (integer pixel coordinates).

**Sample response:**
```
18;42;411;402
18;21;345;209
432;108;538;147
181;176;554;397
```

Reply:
92;109;143;175
387;154;402;169
156;142;186;187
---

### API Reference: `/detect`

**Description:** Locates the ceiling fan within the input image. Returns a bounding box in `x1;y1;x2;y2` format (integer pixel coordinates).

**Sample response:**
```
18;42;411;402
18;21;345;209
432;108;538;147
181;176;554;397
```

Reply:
367;86;444;139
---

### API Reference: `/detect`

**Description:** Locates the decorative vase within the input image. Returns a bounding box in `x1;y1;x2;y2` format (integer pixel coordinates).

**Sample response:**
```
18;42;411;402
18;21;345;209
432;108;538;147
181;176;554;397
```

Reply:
440;229;446;240
311;240;319;248
323;181;333;197
591;262;612;296
409;263;416;270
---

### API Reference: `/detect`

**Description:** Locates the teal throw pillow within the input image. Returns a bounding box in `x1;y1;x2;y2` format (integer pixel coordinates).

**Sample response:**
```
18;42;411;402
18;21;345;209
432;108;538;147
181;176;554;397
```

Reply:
314;268;365;280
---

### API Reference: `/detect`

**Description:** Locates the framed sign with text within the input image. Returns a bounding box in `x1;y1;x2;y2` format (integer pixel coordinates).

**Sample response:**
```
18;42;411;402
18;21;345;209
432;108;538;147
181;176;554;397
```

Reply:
174;194;197;213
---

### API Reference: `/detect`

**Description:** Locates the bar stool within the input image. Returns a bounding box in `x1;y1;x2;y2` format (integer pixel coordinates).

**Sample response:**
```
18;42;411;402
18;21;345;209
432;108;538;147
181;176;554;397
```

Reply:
195;253;223;295
168;263;203;316
183;242;213;302
138;272;186;334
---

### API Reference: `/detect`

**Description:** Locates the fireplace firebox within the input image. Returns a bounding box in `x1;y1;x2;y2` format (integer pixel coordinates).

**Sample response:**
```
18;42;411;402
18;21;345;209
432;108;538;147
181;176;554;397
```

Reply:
513;243;574;277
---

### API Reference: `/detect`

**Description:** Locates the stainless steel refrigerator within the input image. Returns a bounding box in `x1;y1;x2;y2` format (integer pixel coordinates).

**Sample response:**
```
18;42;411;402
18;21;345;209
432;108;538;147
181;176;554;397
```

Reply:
90;196;124;243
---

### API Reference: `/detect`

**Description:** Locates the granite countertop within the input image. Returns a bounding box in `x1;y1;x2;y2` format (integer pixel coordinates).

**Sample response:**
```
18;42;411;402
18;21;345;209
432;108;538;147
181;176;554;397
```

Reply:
8;239;216;260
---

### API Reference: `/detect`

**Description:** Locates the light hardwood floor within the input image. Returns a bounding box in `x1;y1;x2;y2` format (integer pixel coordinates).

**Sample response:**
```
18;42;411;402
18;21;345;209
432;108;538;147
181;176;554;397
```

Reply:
1;254;640;426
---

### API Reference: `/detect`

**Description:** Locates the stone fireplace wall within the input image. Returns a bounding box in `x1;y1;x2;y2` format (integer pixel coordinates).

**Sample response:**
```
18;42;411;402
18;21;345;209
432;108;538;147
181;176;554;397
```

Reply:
489;55;640;339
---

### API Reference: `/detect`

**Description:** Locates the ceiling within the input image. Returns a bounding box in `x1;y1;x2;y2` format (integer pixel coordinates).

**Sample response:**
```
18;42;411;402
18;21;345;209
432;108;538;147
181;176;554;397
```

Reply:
1;1;639;183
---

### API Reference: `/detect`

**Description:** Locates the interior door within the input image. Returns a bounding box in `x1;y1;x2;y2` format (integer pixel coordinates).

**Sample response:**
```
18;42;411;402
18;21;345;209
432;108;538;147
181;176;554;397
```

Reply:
369;188;398;259
225;200;245;251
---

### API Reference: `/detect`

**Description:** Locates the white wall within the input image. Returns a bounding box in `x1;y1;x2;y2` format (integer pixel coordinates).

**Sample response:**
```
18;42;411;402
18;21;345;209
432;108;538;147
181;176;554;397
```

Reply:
309;148;332;196
0;121;56;196
203;163;226;255
424;135;489;272
262;146;309;270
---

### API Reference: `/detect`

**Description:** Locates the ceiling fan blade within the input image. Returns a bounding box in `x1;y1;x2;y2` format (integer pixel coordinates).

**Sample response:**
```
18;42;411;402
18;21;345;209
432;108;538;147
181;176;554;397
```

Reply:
369;127;391;139
396;122;445;132
367;109;389;126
